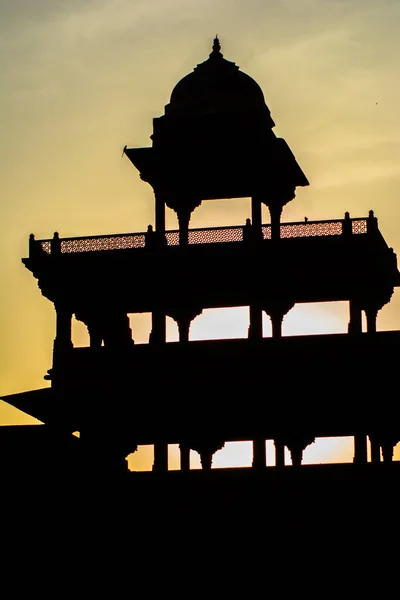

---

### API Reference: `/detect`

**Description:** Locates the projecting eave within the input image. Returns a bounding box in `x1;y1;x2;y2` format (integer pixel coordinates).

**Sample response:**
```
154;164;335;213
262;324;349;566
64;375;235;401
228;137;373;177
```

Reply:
124;146;155;184
1;387;73;429
275;138;309;187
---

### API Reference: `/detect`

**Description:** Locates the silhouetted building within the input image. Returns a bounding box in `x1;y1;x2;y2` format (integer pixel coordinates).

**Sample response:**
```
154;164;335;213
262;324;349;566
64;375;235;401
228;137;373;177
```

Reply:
3;40;400;528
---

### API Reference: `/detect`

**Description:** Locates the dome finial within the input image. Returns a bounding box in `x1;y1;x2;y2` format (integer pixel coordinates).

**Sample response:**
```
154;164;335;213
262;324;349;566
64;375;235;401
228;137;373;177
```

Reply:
211;35;222;57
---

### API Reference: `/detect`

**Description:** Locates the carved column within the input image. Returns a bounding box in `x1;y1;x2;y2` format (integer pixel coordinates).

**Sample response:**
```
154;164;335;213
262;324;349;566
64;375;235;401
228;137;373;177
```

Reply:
252;439;266;469
264;299;294;339
169;308;202;344
353;434;368;464
269;204;283;241
153;442;168;473
284;434;315;467
190;440;225;471
178;209;190;247
177;316;191;343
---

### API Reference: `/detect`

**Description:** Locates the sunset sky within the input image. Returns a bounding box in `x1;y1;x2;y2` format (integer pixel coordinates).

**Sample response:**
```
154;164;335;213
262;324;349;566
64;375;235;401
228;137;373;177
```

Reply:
1;0;400;466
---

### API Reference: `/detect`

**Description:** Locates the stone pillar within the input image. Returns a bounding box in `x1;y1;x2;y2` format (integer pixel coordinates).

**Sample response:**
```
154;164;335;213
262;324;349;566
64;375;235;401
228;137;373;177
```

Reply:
353;434;368;464
251;196;262;242
103;313;134;348
150;311;166;344
274;440;285;467
87;318;102;348
269;204;283;241
178;210;190;247
348;300;362;335
155;193;165;234
252;439;266;469
169;308;202;344
289;445;303;467
200;451;213;471
342;211;352;236
190;440;224;471
180;444;190;471
285;435;315;467
264;300;294;340
177;316;191;343
270;313;284;339
248;305;263;339
365;308;378;334
153;442;168;473
54;304;73;352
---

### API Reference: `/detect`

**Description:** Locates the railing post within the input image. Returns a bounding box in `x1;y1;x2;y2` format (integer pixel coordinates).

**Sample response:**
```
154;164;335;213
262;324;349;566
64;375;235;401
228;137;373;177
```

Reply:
367;210;378;234
243;218;253;244
145;224;155;248
29;233;36;258
342;212;352;236
51;231;61;255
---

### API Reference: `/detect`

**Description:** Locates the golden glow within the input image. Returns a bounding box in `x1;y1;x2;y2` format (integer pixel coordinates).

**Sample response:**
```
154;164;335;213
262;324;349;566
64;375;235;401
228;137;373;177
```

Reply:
2;1;400;469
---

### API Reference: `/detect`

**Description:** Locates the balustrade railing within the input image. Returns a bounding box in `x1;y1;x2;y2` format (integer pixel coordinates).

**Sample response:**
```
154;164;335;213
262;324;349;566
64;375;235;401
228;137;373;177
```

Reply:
29;215;370;257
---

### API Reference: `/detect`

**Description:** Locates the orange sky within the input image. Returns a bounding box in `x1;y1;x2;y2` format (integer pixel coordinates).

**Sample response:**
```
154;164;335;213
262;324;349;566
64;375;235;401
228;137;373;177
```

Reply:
1;0;400;465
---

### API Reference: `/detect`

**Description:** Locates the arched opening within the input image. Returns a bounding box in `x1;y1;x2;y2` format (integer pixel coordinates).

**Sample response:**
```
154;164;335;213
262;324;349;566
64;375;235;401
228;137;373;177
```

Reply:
282;301;349;337
167;444;181;470
190;307;249;341
283;437;354;466
71;316;90;347
394;442;400;461
128;313;152;344
166;317;179;342
212;441;252;469
127;445;154;472
188;197;251;230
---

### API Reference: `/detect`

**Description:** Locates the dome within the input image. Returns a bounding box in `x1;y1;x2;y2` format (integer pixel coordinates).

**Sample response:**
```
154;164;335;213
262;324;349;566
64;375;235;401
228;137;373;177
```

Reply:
166;37;273;121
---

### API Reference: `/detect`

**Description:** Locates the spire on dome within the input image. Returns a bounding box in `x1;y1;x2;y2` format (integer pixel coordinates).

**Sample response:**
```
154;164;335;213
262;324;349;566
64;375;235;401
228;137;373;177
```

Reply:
210;35;223;58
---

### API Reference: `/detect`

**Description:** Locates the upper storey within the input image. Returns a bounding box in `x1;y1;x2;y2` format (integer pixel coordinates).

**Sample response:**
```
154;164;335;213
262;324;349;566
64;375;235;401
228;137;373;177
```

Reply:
125;38;308;216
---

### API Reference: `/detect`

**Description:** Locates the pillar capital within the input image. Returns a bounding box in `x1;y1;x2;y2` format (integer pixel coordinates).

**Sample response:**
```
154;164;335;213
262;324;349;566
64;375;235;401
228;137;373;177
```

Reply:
263;298;294;339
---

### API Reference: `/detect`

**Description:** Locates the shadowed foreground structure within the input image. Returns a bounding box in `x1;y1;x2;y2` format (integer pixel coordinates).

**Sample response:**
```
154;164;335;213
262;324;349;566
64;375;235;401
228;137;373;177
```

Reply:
2;39;400;546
